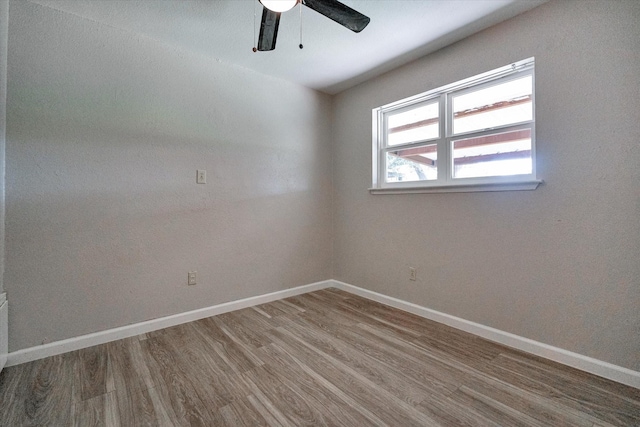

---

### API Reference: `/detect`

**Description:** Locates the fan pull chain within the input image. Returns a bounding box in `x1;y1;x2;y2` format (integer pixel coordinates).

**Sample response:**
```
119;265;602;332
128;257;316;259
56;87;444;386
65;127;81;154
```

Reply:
299;1;303;49
252;0;257;52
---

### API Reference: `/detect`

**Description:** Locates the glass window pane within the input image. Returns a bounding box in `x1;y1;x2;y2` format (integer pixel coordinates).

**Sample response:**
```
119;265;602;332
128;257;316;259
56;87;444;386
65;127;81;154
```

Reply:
452;75;532;135
386;144;438;183
452;129;532;179
387;102;439;146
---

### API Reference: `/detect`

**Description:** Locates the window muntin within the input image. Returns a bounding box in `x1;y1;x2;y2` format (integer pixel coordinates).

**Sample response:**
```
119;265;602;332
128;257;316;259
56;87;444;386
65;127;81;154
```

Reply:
373;58;536;191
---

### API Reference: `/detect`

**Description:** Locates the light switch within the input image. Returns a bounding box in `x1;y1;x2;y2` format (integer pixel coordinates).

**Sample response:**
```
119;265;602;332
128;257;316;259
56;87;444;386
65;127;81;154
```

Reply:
196;170;206;184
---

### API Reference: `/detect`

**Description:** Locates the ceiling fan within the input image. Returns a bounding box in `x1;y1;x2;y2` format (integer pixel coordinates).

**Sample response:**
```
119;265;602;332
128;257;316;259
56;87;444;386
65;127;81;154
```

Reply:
257;0;370;51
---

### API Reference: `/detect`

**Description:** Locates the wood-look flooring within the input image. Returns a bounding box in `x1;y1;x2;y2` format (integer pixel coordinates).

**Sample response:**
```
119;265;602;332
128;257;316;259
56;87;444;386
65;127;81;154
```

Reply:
1;288;639;426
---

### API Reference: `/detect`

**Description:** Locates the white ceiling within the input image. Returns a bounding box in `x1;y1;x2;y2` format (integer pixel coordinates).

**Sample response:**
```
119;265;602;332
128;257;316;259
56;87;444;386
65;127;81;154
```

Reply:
30;0;547;94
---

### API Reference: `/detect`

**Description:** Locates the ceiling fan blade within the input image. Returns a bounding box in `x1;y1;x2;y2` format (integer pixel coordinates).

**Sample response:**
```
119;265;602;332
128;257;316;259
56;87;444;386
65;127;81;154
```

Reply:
257;7;281;51
303;0;370;33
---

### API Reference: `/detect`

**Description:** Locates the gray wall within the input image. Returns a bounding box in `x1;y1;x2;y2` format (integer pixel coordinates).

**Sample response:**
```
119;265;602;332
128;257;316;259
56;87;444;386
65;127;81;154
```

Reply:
333;0;640;371
0;0;8;295
6;0;333;351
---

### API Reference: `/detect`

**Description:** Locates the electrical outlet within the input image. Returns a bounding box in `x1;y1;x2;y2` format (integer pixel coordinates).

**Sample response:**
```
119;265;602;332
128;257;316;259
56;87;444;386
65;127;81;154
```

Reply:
196;170;207;184
409;267;417;281
188;271;197;285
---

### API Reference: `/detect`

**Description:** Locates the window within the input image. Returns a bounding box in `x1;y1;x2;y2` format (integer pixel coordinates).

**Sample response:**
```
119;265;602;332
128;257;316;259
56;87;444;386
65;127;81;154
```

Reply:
371;58;541;193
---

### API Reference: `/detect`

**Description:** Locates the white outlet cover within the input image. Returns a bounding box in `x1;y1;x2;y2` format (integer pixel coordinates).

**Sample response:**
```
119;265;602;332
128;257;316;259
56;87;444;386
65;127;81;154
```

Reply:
188;271;197;285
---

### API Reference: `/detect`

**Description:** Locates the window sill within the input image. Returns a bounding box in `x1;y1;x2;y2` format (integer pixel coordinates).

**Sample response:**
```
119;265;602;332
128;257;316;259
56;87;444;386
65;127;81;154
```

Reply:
369;180;543;194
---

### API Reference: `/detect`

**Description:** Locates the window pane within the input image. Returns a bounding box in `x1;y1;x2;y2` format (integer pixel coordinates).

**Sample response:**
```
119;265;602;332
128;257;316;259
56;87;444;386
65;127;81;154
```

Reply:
452;129;532;179
387;102;439;146
452;75;532;135
386;144;438;182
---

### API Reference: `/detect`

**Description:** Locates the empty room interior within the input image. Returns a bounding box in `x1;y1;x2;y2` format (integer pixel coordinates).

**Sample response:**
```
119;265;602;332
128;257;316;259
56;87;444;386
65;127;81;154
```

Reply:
0;0;639;425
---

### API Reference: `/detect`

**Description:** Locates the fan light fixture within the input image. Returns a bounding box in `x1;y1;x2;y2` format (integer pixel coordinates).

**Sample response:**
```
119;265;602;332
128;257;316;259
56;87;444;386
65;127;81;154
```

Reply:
255;0;370;52
259;0;298;13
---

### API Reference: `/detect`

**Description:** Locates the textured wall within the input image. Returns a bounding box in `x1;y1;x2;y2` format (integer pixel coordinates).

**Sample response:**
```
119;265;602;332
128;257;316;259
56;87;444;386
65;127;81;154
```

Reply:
0;0;8;373
0;0;8;296
6;1;333;351
333;0;640;370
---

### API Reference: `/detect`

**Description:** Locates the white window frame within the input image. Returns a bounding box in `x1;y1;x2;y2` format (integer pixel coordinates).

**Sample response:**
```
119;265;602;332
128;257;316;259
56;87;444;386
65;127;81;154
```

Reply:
371;58;542;194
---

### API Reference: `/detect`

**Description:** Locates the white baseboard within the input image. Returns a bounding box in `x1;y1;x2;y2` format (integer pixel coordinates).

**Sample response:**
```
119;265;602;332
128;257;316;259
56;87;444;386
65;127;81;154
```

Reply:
6;280;333;367
329;280;640;390
7;279;639;390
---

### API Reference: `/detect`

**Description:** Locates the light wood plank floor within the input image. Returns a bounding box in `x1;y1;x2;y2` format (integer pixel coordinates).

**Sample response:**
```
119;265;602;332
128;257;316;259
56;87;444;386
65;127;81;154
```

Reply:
1;288;639;426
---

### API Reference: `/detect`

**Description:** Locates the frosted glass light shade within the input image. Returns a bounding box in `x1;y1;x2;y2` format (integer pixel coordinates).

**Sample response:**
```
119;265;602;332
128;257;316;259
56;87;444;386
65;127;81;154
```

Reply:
260;0;298;13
